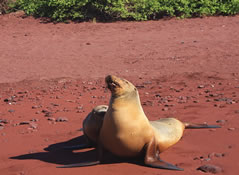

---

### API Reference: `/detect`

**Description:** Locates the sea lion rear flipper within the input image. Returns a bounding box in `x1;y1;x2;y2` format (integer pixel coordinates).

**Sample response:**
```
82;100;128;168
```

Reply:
184;123;221;129
57;160;100;168
144;137;183;171
145;158;184;171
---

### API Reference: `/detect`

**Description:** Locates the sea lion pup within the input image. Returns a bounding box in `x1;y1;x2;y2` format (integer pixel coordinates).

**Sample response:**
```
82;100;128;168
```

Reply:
59;75;220;169
63;105;108;150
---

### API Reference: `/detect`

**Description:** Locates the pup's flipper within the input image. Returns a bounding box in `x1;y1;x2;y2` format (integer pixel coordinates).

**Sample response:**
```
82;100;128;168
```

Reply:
184;123;221;129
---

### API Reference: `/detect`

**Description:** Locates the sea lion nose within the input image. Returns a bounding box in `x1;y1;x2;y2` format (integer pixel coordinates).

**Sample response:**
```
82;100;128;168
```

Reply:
105;75;113;84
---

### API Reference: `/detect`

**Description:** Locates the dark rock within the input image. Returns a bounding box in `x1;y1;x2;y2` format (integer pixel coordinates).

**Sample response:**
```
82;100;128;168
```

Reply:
155;94;161;97
30;119;39;122
56;117;68;122
197;164;223;174
32;105;41;109
47;117;56;121
0;119;8;124
19;121;30;125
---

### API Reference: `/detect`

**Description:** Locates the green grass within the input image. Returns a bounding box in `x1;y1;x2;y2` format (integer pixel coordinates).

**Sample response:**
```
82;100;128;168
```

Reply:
4;0;239;22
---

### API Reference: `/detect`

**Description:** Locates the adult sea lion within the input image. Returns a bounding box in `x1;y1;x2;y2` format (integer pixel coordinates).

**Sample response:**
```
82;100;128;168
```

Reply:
59;75;220;170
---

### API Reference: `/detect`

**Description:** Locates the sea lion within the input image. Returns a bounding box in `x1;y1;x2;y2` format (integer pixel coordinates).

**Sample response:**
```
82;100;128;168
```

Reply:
63;105;108;150
59;75;220;170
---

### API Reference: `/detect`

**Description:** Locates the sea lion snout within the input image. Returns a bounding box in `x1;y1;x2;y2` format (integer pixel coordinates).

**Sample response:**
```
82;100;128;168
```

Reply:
105;75;121;91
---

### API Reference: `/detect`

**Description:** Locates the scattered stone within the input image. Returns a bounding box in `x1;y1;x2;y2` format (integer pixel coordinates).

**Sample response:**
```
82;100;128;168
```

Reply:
17;91;27;94
0;126;4;130
204;158;211;162
228;127;235;131
162;107;169;111
155;94;161;97
29;123;38;129
197;164;223;174
209;93;218;97
135;85;145;89
0;119;8;124
208;152;225;158
19;121;30;125
35;111;41;114
0;123;4;126
216;120;227;124
51;103;59;106
42;109;53;117
30;119;39;122
8;109;15;113
214;153;225;158
56;117;68;122
47;117;56;121
235;110;239;114
198;85;205;89
32;105;41;109
205;90;211;93
142;101;153;106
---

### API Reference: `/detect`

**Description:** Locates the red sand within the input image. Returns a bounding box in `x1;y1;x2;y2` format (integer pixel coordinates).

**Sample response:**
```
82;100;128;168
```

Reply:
0;12;239;175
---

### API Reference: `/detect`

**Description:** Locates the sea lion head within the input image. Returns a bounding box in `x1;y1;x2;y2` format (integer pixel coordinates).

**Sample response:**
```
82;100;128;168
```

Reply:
105;75;137;97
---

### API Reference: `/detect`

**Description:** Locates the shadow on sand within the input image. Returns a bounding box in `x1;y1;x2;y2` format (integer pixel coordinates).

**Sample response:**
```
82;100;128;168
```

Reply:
10;135;144;167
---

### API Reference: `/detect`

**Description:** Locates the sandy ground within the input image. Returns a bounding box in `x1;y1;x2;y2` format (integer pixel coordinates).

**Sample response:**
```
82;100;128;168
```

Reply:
0;13;239;175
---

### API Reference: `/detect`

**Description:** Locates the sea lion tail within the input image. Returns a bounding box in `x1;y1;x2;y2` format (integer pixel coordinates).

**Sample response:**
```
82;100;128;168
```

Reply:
184;122;221;129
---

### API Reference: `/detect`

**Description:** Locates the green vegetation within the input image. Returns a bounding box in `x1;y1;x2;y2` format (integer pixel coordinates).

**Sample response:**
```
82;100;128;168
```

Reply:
0;0;10;14
2;0;239;21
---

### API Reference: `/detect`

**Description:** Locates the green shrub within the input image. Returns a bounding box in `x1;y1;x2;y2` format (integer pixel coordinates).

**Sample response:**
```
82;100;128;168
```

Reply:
12;0;239;22
0;0;10;14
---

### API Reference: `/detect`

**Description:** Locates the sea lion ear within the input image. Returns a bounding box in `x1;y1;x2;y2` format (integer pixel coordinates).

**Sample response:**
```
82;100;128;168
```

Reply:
134;88;137;91
144;137;183;171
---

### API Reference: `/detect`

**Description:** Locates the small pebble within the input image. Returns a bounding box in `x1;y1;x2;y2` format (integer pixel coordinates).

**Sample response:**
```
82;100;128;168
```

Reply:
19;121;30;125
198;85;205;88
29;123;38;129
8;109;15;113
56;117;68;122
197;164;223;174
162;107;169;111
216;120;226;124
228;127;235;131
47;117;56;121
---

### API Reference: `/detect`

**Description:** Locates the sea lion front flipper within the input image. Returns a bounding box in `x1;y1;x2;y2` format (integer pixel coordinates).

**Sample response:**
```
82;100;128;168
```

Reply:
144;137;183;171
184;123;221;129
57;160;100;168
